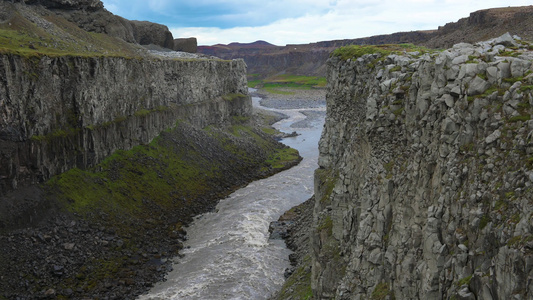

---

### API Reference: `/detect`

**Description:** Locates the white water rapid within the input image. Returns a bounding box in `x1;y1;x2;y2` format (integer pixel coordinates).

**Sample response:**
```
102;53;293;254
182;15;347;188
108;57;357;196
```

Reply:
138;93;325;300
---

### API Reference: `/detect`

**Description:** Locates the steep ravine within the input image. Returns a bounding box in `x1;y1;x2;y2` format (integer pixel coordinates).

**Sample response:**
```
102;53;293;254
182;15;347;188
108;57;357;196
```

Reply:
282;34;533;299
0;51;304;298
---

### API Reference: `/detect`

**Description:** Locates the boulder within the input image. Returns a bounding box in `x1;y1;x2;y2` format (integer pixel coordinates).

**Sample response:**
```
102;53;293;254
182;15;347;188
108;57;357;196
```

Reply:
467;76;490;96
131;20;174;49
174;38;198;53
492;32;517;47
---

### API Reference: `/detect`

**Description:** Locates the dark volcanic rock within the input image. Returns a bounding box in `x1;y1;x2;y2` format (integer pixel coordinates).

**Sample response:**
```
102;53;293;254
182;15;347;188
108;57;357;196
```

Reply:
174;37;198;53
131;20;174;49
25;0;104;11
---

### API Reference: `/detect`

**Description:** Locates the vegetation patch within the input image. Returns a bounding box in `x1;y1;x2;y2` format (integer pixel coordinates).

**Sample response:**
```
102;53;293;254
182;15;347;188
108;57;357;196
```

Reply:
30;127;80;141
317;215;333;236
457;275;473;286
371;282;395;300
519;85;533;92
479;215;491;230
247;73;262;88
0;12;142;58
315;168;338;203
249;74;327;92
331;43;430;61
507;235;533;248
210;124;301;172
383;160;395;179
133;109;151;117
276;255;313;300
508;115;531;123
222;93;248;102
265;147;301;170
46;132;217;216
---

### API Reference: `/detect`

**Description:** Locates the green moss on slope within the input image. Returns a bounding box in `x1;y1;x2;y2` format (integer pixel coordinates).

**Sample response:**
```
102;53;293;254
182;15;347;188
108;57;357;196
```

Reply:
276;255;313;300
0;10;142;58
47;121;300;224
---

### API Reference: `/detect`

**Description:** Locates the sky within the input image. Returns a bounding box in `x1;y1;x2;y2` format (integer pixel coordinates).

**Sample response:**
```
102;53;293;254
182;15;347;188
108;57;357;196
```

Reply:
100;0;532;46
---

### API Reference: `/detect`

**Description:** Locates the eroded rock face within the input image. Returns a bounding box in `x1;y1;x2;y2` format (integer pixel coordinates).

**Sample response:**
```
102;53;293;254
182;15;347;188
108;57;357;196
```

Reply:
313;35;533;299
0;55;250;196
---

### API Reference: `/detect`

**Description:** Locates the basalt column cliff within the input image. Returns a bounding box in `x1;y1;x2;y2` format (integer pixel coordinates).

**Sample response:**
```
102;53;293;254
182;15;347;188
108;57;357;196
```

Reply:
0;56;249;195
313;34;533;299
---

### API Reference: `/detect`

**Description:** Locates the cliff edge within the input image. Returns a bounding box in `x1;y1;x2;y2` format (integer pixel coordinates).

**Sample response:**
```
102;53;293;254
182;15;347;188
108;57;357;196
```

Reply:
280;34;533;299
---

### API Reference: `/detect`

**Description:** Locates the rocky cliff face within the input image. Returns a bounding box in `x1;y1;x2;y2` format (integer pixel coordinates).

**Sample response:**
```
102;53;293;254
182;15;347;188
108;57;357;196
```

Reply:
0;54;249;196
423;6;533;49
312;34;533;299
199;42;336;77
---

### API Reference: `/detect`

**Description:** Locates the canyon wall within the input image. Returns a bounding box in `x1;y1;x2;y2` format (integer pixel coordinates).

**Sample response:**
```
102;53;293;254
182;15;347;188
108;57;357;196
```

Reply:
312;34;533;299
238;49;331;77
198;43;331;77
0;54;250;196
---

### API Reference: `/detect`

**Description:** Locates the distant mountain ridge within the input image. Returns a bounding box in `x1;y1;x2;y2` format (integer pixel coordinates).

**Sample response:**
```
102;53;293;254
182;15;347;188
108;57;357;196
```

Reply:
198;5;533;77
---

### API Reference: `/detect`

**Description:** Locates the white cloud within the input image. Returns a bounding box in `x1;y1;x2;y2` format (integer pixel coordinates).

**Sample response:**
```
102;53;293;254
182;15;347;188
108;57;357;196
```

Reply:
118;0;533;45
147;0;170;11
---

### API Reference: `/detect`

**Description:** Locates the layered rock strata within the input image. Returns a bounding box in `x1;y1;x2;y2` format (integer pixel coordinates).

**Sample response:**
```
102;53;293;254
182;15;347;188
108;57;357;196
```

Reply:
0;55;249;196
312;34;533;299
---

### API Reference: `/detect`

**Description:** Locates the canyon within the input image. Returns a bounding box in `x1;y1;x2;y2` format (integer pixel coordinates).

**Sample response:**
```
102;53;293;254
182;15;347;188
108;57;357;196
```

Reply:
2;0;533;299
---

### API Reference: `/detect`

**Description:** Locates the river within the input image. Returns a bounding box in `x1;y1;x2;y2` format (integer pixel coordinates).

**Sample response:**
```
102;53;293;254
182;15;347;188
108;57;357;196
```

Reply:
138;92;325;300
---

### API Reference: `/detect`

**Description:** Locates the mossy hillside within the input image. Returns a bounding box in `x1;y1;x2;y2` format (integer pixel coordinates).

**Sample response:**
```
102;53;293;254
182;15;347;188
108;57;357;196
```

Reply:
0;9;141;58
209;123;301;171
48;121;299;221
